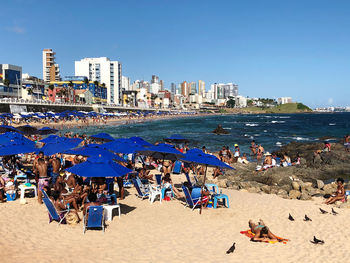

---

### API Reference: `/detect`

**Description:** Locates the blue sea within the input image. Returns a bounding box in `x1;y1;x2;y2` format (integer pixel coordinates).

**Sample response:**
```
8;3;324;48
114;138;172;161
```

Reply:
66;113;350;155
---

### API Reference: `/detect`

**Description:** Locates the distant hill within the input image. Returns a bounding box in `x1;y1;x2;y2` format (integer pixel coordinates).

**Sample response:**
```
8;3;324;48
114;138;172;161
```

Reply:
223;103;312;114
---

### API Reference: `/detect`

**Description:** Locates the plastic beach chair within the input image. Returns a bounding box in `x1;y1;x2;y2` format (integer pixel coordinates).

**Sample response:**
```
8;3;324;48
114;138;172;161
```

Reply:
148;184;162;204
182;185;204;211
83;206;105;234
184;172;193;187
172;161;182;174
42;190;70;225
132;178;149;199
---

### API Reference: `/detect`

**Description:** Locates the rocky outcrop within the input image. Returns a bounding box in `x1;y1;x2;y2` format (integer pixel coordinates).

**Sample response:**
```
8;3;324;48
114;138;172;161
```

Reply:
212;141;350;205
212;124;230;135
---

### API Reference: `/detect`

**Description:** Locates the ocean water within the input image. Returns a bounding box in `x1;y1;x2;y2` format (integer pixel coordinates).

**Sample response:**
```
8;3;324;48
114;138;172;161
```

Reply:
66;113;350;155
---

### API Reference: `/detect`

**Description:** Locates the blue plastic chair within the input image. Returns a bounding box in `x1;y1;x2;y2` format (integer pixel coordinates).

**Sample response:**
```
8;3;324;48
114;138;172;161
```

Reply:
83;206;105;234
213;194;230;209
172;161;182;174
182;185;202;211
205;184;219;195
42;190;69;225
132;178;149;199
155;174;162;186
184;172;193;187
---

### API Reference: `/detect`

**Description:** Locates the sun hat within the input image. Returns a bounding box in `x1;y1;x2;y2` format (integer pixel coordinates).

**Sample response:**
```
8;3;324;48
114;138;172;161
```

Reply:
234;144;238;147
264;152;272;156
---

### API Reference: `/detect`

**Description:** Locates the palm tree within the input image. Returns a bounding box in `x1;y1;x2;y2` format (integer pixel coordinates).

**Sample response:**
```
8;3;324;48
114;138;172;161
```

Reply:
67;81;74;102
83;78;89;87
3;79;10;89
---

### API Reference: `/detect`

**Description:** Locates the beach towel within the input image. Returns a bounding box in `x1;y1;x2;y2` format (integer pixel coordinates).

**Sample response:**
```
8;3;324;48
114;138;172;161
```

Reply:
240;230;289;244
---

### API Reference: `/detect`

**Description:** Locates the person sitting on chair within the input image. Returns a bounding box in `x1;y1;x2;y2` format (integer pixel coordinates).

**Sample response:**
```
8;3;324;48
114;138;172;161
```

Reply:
83;192;101;216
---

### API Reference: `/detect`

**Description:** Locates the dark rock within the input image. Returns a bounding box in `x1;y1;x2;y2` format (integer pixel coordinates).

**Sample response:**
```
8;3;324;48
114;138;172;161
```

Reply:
212;124;230;135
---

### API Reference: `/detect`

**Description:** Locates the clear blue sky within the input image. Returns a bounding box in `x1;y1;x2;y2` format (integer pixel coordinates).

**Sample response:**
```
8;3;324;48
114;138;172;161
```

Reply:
1;0;349;108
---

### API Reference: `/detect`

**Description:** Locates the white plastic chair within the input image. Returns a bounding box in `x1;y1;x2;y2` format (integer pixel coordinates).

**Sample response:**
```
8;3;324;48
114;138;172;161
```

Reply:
148;184;162;204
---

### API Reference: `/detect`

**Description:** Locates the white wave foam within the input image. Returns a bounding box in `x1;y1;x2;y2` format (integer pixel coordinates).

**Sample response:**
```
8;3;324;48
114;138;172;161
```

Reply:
271;120;286;124
279;116;291;119
329;123;336;126
245;123;259;127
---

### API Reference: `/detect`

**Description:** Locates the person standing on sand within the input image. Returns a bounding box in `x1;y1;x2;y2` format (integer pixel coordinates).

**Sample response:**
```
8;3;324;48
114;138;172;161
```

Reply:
49;155;61;185
34;155;50;204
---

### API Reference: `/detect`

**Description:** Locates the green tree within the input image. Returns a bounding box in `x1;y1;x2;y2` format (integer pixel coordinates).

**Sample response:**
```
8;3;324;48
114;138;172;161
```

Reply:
83;78;89;87
48;84;54;91
226;98;236;108
3;79;10;87
67;81;74;102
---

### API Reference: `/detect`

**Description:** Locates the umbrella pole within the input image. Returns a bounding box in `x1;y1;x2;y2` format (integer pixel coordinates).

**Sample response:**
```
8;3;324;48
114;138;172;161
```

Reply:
199;165;208;215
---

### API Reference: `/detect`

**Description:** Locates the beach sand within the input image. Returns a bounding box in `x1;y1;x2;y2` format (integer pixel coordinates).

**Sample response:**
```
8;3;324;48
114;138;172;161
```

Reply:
1;171;349;263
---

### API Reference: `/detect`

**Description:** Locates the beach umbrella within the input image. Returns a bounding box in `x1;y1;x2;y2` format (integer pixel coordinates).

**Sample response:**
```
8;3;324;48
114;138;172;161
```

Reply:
66;155;132;178
0;137;36;156
16;125;38;135
137;143;184;161
90;133;115;143
37;127;58;135
103;139;145;154
181;149;234;214
0;125;19;134
39;135;60;144
164;134;189;144
38;138;81;156
0;132;35;146
129;136;153;147
64;144;126;163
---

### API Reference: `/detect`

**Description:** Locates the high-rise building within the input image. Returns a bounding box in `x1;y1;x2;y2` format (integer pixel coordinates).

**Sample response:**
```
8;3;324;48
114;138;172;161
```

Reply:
170;83;176;94
198;80;205;97
160;80;164;90
42;49;60;82
189;81;196;95
75;57;122;104
151;75;159;84
211;83;238;100
122;76;130;91
181;81;189;97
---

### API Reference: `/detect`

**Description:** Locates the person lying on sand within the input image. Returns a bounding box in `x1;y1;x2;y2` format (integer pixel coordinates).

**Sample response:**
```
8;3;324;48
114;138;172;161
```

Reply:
249;219;279;242
325;178;345;205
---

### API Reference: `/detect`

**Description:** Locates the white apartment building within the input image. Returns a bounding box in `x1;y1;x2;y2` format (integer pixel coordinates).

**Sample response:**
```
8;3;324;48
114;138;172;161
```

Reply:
42;49;60;82
150;82;161;94
278;97;292;104
75;57;121;104
211;83;238;100
122;76;130;91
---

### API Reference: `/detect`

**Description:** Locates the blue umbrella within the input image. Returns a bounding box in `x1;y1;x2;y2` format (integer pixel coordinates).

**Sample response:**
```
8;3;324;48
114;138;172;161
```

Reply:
0;141;36;156
0;132;35;146
164;134;189;144
103;140;145;154
181;148;234;214
64;144;126;163
38;138;82;156
39;135;60;144
129;136;153;147
37;127;58;135
90;133;115;143
137;143;184;161
66;156;132;178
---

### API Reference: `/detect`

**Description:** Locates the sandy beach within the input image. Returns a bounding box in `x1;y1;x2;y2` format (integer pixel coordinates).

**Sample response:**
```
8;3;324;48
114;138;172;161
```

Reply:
1;170;348;263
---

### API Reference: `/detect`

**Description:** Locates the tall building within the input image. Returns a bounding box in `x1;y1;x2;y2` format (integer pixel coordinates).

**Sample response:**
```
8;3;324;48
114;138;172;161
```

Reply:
198;80;205;97
0;64;22;98
170;83;176;94
42;49;60;82
181;81;189;97
75;57;122;104
151;75;159;84
122;76;130;91
189;81;196;95
211;83;238;100
160;80;164;91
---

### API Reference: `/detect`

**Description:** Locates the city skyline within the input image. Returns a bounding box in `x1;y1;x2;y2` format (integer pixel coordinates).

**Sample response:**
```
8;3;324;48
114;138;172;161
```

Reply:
1;0;350;107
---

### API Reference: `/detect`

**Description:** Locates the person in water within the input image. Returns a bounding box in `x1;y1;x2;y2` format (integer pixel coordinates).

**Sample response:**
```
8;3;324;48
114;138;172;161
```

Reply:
249;219;279;242
325;178;345;205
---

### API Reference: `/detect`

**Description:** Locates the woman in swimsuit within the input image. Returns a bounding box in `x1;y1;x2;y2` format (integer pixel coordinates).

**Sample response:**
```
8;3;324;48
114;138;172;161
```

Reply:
325;178;345;205
249;219;279;242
